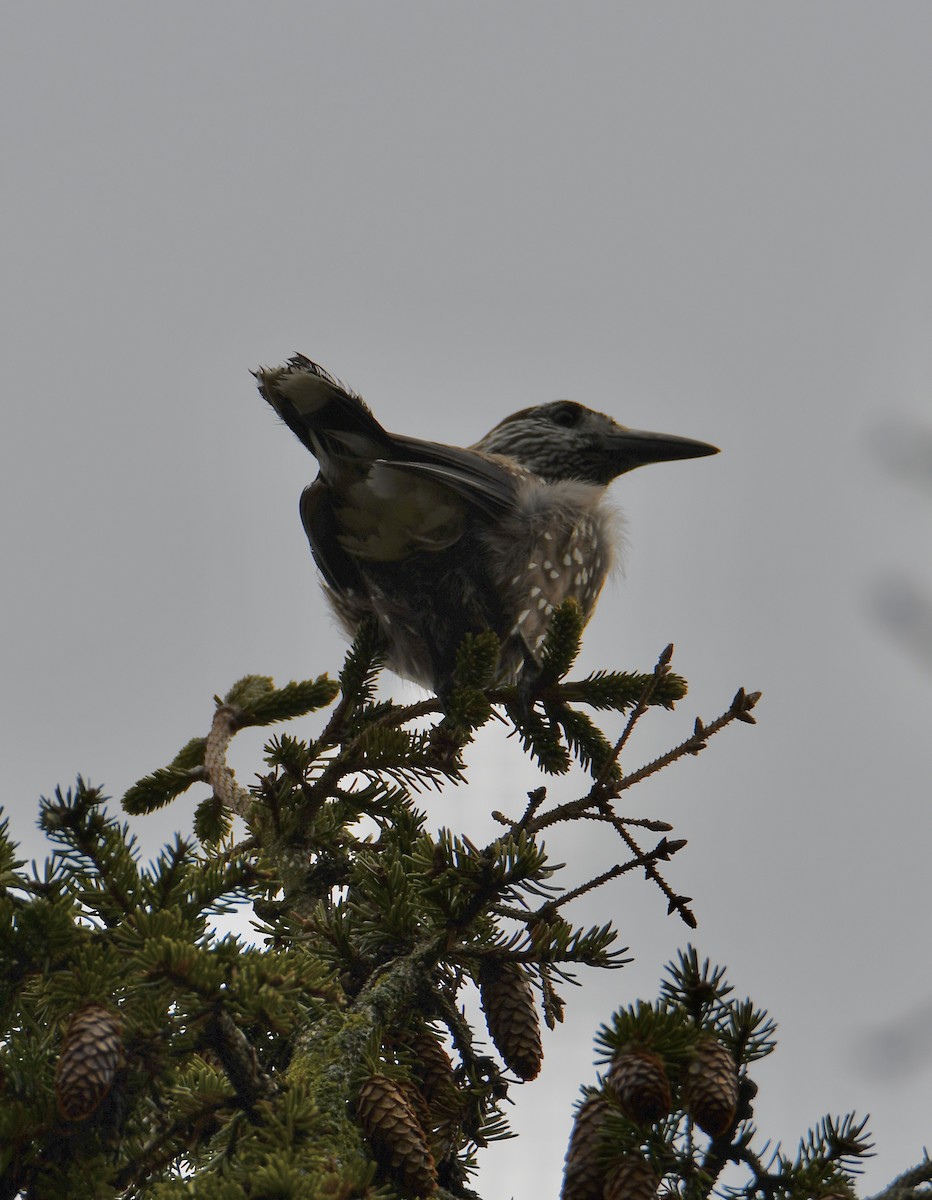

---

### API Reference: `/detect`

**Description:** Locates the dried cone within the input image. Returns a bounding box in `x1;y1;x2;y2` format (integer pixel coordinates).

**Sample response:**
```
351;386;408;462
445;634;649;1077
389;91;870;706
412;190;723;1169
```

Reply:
55;1004;123;1122
603;1154;659;1200
410;1028;458;1111
683;1036;739;1137
561;1094;609;1200
398;1079;436;1151
409;1028;463;1160
356;1074;438;1197
606;1047;672;1125
478;961;543;1081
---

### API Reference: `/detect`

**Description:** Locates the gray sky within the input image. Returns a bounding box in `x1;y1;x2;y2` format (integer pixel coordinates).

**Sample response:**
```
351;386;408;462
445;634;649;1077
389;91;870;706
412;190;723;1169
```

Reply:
3;5;932;1195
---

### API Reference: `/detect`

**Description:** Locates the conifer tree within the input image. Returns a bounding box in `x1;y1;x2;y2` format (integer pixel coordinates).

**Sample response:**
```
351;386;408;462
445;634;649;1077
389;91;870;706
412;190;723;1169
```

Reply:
1;603;928;1199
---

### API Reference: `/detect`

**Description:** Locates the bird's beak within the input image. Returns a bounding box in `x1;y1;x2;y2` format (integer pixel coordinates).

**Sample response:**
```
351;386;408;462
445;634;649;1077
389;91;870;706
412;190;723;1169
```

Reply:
606;426;720;476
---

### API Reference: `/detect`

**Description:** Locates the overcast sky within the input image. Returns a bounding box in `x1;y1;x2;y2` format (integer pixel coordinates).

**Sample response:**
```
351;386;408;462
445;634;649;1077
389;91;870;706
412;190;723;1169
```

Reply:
3;5;932;1196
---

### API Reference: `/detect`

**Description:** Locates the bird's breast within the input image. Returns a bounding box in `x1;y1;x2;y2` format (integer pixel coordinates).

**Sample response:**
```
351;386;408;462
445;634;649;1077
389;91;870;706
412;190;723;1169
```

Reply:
482;478;618;654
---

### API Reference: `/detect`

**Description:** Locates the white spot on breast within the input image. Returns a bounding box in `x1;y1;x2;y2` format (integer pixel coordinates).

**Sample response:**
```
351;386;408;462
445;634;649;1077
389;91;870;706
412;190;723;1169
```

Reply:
517;608;530;625
530;586;541;597
549;569;560;580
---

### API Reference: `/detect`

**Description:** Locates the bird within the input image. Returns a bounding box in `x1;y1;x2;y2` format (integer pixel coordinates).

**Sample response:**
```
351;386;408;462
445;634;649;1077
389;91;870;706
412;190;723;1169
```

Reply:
255;354;718;699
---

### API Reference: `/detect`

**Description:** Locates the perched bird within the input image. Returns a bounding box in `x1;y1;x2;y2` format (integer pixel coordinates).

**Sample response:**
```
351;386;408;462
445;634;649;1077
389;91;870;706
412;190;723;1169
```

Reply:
256;355;717;697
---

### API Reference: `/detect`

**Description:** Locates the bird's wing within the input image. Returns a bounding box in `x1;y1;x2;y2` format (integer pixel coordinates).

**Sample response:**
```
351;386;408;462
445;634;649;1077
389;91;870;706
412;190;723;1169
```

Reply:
378;435;526;520
299;480;368;594
257;355;526;517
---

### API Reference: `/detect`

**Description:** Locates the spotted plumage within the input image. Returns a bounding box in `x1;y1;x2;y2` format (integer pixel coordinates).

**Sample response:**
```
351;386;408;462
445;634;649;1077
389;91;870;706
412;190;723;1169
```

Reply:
255;354;718;696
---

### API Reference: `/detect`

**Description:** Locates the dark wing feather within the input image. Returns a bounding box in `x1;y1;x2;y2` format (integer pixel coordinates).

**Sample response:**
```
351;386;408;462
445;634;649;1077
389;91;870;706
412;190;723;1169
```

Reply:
378;433;525;519
299;481;367;595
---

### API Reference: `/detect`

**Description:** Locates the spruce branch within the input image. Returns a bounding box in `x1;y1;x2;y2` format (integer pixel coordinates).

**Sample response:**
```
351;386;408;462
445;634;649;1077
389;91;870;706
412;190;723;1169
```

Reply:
601;642;676;778
11;620;918;1199
867;1156;932;1200
201;1007;274;1112
204;704;253;818
610;686;762;796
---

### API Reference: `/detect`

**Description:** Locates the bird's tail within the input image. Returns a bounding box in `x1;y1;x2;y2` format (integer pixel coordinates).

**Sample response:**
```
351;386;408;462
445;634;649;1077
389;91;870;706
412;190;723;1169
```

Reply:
254;354;392;463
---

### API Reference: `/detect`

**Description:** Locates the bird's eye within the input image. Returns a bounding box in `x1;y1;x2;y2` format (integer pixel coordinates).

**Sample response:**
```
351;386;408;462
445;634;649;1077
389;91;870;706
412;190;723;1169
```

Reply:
551;403;581;428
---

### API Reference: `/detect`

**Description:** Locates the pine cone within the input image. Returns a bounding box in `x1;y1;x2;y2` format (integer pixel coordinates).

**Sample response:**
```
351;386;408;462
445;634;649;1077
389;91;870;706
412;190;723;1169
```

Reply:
683;1036;739;1137
410;1027;458;1111
606;1047;671;1125
561;1094;609;1200
603;1154;659;1200
55;1004;123;1122
399;1079;436;1147
478;961;543;1081
409;1028;463;1159
356;1073;438;1197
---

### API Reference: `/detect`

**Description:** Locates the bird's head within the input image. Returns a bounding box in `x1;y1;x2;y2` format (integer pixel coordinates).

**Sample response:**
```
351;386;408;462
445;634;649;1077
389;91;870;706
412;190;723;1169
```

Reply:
474;400;719;486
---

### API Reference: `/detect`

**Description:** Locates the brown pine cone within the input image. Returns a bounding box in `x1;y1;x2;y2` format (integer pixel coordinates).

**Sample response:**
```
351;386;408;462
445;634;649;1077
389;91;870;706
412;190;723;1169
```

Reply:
356;1073;438;1197
683;1036;739;1137
55;1004;124;1122
398;1079;436;1148
603;1154;659;1200
478;961;543;1081
410;1027;459;1112
561;1094;610;1200
605;1047;672;1125
409;1028;463;1159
